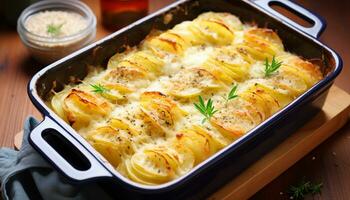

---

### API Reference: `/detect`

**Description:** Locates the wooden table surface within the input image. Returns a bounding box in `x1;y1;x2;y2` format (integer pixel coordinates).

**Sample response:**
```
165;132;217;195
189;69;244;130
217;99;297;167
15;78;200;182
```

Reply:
0;0;349;199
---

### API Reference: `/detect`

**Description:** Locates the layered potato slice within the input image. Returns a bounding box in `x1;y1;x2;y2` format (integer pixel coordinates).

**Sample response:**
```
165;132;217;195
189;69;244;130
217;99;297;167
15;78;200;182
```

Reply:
195;12;243;32
86;125;134;167
169;21;201;47
210;97;264;140
102;49;164;94
108;49;164;79
51;88;112;129
237;28;284;61
140;92;187;135
174;126;226;164
270;66;309;97
189;12;243;45
143;31;190;56
125;144;194;185
188;20;234;46
202;47;251;84
257;54;322;97
165;68;221;98
277;54;323;87
166;12;239;47
51;88;70;122
240;81;293;116
102;66;147;93
125;149;176;185
108;118;140;137
167;12;242;47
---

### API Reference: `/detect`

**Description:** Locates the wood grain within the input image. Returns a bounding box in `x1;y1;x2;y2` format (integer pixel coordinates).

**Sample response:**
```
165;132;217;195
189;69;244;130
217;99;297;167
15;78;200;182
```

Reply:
0;0;349;199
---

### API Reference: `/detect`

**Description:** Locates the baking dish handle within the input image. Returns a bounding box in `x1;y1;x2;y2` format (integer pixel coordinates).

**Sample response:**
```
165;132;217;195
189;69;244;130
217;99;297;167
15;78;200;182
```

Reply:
29;116;112;181
253;0;326;38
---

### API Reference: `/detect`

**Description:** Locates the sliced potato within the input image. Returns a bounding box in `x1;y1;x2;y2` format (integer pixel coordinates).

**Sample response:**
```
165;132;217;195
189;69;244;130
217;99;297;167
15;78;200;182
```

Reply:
277;54;322;87
108;50;164;79
196;12;243;32
189;19;234;45
144;31;189;56
239;90;270;121
63;89;111;129
253;82;293;108
272;66;309;97
175;126;225;164
240;28;284;60
140;92;186;132
171;21;202;45
202;47;251;84
171;143;195;174
101;66;152;93
210;98;261;140
86;126;133;167
126;148;177;184
237;80;293;121
166;68;221;98
51;88;70;121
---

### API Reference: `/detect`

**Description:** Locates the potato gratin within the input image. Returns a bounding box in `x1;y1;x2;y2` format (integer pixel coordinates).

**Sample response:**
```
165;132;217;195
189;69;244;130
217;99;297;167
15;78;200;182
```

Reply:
48;12;323;185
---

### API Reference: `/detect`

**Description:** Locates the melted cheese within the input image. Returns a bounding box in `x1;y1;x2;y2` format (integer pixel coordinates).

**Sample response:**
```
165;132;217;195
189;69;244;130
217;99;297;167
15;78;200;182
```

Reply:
48;12;323;185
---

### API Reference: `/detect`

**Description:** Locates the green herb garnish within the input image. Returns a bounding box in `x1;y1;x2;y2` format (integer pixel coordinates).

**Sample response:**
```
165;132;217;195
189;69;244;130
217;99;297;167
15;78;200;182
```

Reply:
194;96;218;124
226;84;239;102
90;84;109;94
288;180;323;200
264;56;282;77
47;23;63;36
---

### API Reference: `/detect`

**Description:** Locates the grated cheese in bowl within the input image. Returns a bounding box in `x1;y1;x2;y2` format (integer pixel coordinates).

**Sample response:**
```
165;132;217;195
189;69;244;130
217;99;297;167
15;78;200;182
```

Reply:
17;0;96;64
25;11;88;39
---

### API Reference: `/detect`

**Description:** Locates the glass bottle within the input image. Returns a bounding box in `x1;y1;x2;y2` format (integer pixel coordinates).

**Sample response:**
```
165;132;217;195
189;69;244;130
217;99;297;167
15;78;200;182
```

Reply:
100;0;148;31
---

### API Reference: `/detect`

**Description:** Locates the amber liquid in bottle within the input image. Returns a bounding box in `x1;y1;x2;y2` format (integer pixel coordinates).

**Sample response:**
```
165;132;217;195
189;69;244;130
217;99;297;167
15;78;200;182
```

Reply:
100;0;148;31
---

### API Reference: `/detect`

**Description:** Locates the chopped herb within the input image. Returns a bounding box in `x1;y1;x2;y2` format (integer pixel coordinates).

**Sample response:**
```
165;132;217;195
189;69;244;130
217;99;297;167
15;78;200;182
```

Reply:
264;56;282;77
194;96;218;124
226;84;239;102
47;23;63;36
90;84;109;94
288;180;323;200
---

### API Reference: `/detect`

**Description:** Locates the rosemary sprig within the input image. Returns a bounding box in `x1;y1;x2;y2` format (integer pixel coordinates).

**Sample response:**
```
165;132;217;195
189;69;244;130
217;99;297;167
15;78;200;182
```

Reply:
264;56;283;77
47;23;63;36
194;96;218;124
288;180;323;200
90;84;109;94
226;84;239;102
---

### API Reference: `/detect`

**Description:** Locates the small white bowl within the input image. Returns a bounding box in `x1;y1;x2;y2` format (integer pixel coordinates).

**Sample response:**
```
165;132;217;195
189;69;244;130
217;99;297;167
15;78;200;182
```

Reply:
17;0;96;64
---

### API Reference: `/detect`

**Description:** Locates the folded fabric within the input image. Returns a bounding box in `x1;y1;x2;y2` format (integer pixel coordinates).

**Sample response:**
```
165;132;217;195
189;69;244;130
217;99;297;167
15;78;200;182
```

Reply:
0;117;113;200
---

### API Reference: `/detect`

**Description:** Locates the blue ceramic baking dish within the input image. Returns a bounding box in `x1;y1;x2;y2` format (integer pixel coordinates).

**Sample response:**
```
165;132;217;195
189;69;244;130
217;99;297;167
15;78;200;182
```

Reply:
27;0;342;198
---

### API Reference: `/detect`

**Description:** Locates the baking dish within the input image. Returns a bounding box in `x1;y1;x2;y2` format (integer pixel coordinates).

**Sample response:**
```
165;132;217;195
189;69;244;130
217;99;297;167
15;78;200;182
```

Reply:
28;0;342;198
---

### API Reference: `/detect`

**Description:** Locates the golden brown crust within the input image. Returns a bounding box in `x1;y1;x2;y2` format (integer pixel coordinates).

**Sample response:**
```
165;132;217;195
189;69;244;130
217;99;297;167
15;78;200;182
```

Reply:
48;12;323;185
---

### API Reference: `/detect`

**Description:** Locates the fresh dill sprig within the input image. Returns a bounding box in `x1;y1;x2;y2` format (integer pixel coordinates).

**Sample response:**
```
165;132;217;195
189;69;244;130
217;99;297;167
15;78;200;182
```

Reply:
288;180;323;200
194;96;218;124
47;23;63;36
264;56;283;77
90;84;109;94
226;84;239;102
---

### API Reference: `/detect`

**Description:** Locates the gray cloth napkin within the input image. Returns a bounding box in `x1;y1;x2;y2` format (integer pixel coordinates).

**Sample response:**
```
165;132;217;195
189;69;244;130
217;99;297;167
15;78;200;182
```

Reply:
0;117;113;200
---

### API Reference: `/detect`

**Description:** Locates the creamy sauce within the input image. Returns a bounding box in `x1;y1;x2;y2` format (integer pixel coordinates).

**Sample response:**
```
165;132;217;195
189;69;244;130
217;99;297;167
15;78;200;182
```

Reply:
48;12;322;185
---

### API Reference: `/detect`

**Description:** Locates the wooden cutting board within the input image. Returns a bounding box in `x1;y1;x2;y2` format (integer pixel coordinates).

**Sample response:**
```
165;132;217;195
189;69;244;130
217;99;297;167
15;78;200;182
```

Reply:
13;85;350;200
